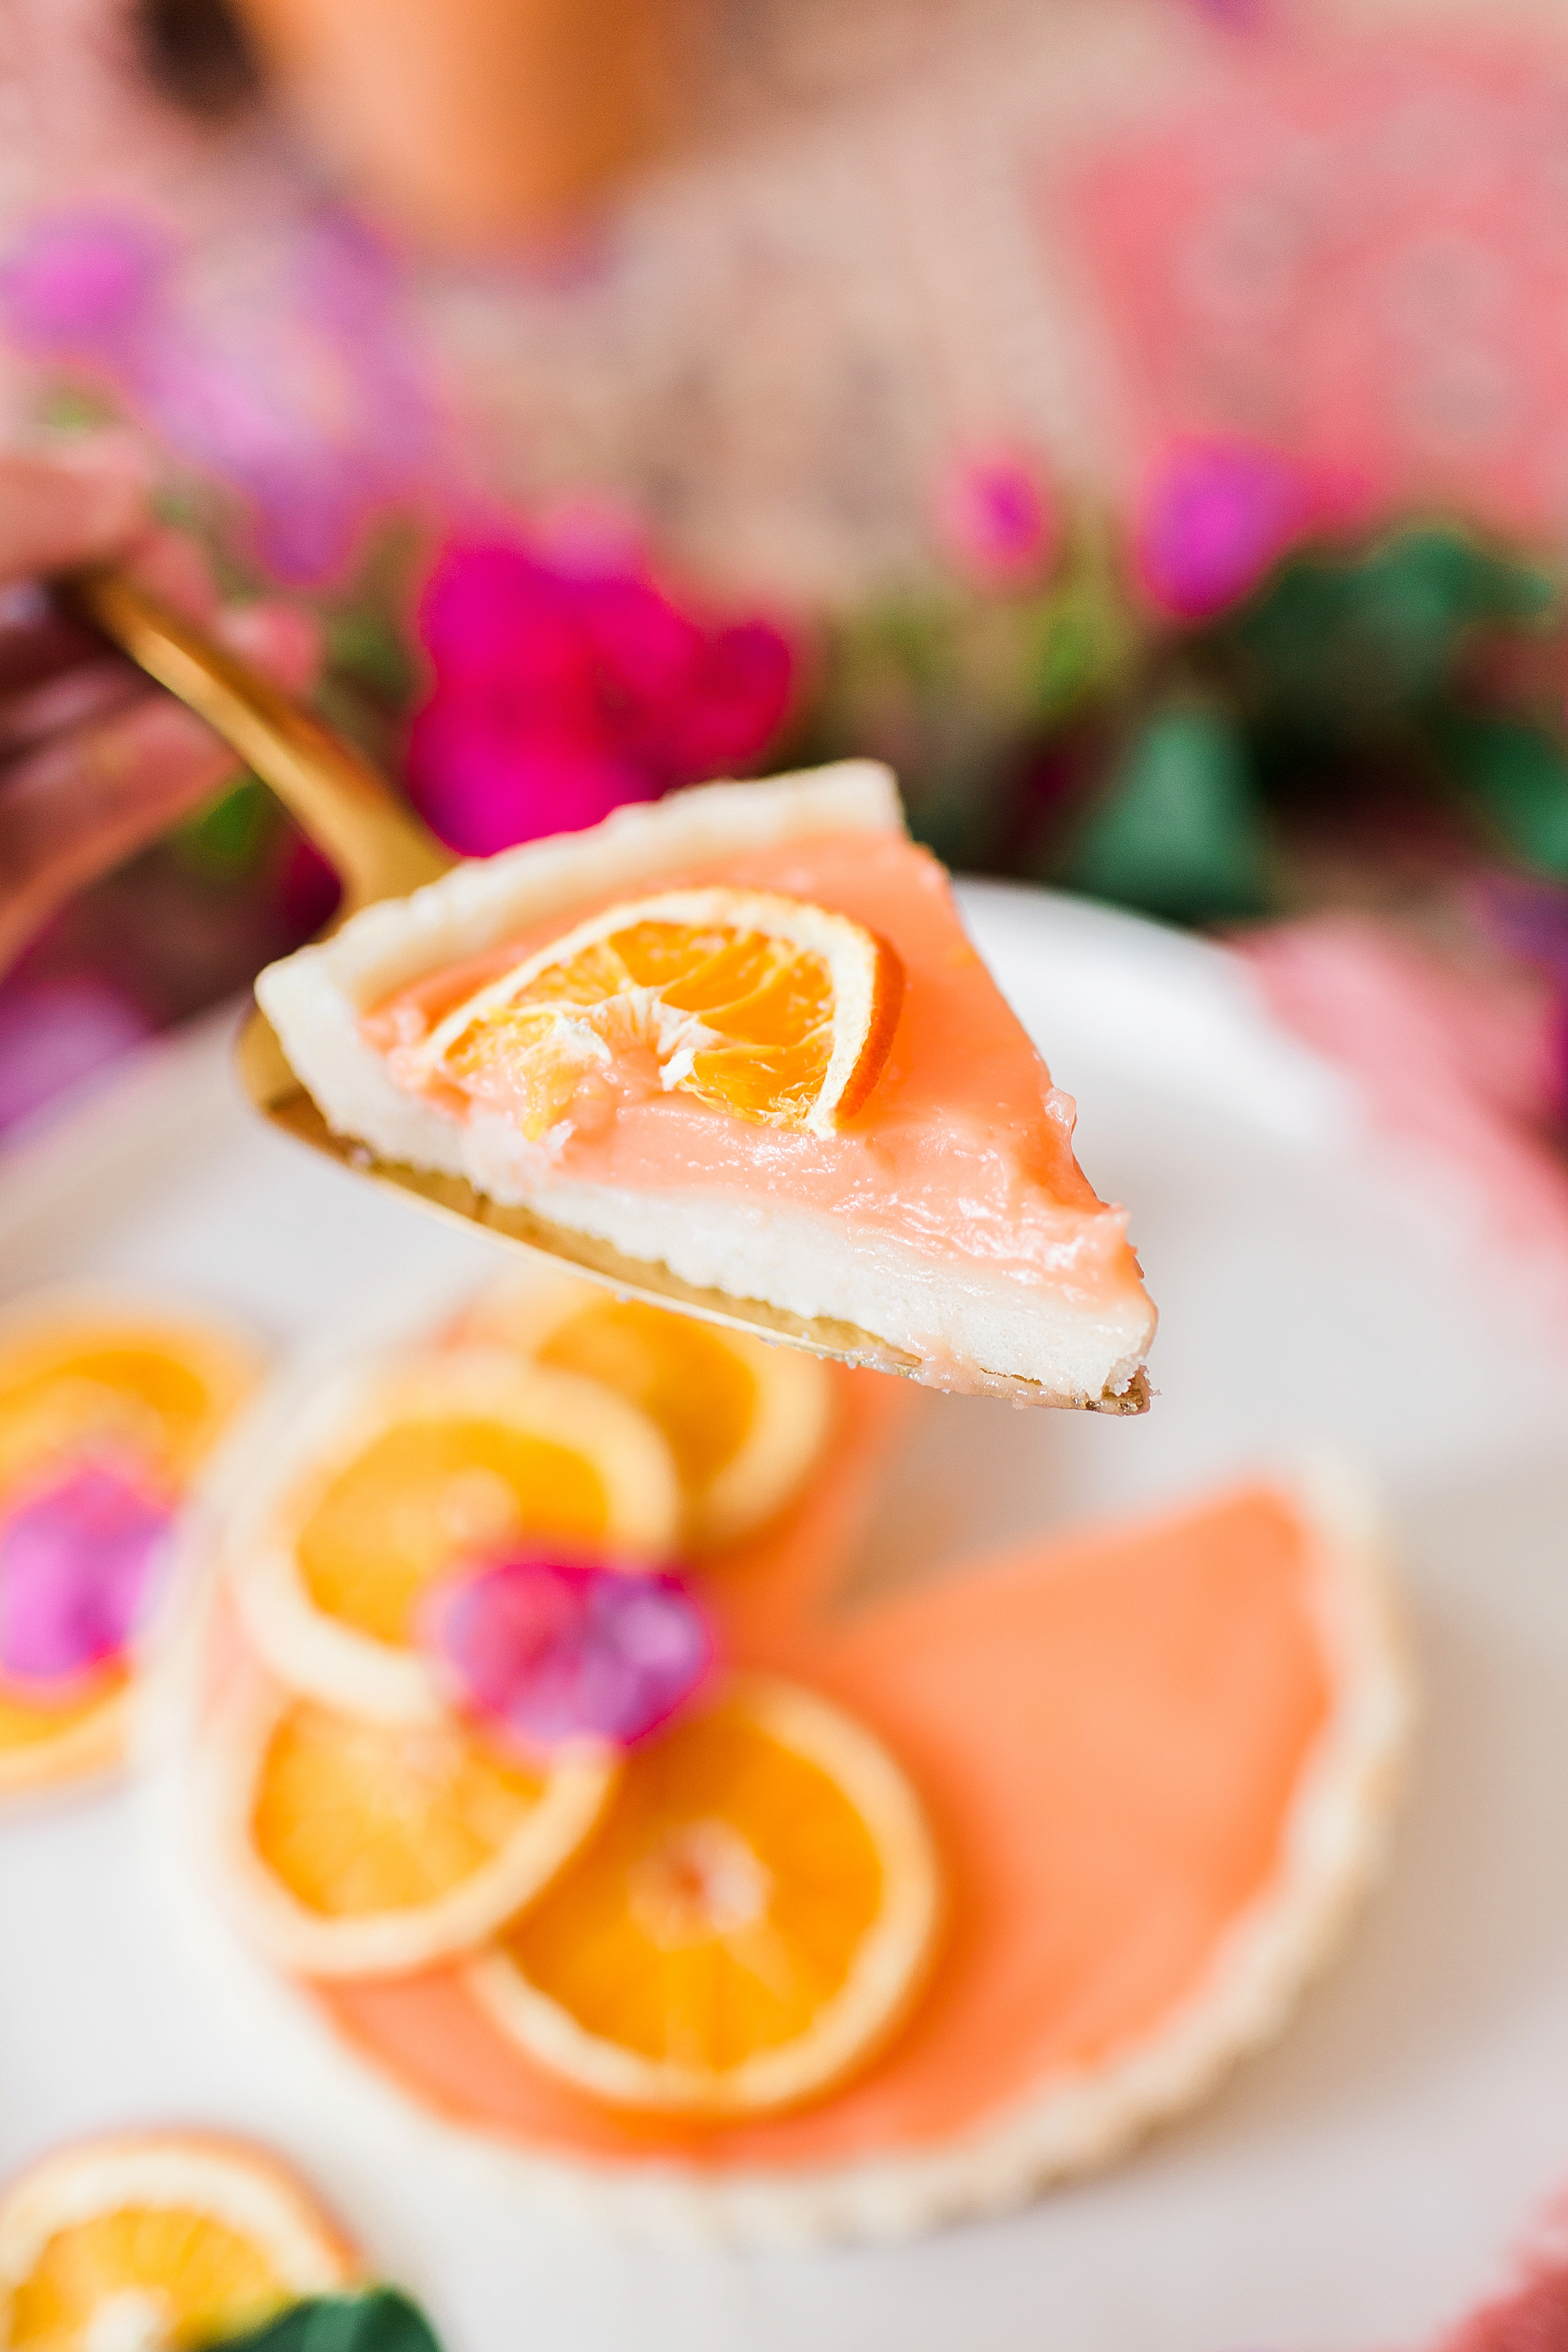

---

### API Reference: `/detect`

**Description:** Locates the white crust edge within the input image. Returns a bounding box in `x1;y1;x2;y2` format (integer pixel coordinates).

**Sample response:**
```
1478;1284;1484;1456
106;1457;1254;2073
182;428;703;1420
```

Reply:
337;1460;1411;2246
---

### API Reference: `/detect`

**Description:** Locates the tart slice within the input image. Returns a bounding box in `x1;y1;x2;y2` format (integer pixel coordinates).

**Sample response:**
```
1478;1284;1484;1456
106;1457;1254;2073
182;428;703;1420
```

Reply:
256;762;1157;1408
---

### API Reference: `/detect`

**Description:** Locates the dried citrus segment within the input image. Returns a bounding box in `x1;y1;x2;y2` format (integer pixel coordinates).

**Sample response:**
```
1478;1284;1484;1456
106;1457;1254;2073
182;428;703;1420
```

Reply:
0;2131;355;2350
0;1297;257;1500
419;888;904;1141
231;1349;680;1723
201;1674;615;1979
467;1676;941;2116
464;1275;832;1550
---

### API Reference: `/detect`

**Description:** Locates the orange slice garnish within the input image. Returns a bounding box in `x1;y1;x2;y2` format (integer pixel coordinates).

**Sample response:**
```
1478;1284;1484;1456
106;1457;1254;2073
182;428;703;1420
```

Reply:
0;2130;357;2349
462;1275;832;1550
417;888;905;1141
466;1674;941;2117
201;1673;615;1980
229;1348;680;1723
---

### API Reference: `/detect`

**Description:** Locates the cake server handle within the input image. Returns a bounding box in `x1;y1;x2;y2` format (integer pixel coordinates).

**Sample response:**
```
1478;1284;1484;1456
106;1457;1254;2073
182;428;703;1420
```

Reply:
72;566;453;911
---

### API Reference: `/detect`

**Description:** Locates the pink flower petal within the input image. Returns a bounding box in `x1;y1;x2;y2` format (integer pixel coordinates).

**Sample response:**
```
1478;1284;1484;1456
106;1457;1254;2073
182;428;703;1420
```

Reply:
0;1459;173;1691
422;1556;713;1751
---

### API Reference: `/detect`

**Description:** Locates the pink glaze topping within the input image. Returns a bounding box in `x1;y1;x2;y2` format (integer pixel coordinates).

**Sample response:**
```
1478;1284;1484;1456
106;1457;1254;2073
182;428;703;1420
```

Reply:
364;830;1147;1309
0;1458;172;1691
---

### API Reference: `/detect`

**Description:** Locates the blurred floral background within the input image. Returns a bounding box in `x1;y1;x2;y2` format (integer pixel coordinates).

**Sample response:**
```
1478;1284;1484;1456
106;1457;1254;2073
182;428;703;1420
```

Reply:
4;0;1568;1189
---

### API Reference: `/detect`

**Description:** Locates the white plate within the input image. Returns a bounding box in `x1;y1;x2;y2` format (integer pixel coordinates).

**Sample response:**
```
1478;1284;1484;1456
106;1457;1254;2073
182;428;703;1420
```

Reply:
1;881;1567;2349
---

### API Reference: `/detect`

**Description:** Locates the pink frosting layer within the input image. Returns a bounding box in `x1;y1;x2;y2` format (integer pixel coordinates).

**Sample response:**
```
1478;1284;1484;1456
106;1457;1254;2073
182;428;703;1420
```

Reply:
365;831;1147;1311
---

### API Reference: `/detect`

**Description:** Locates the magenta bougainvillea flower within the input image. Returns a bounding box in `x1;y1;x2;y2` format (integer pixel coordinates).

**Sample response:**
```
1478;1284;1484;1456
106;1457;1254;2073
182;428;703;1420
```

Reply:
406;538;795;854
1135;438;1367;619
0;1460;173;1689
938;448;1058;589
423;1554;713;1750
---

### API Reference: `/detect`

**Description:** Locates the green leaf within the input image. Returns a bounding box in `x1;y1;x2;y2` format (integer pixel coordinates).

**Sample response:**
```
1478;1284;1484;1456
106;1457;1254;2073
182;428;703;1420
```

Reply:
1435;710;1568;874
1062;704;1271;923
326;611;419;708
172;777;274;879
206;2287;442;2352
1230;529;1556;731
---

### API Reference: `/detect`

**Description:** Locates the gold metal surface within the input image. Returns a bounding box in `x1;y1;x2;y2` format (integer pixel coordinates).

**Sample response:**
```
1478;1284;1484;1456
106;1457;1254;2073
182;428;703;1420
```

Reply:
82;568;1149;1413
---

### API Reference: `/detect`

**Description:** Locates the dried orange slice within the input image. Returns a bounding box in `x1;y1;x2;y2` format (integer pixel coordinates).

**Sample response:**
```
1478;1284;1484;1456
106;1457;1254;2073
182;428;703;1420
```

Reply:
463;1275;832;1550
200;1671;615;1979
0;2129;356;2349
417;888;904;1141
230;1348;679;1723
0;1294;257;1500
466;1676;940;2116
0;1296;259;1803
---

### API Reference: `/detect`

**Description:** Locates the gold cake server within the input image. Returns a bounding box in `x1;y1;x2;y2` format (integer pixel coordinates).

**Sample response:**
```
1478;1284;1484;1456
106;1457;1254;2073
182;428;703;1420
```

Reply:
76;567;1148;1412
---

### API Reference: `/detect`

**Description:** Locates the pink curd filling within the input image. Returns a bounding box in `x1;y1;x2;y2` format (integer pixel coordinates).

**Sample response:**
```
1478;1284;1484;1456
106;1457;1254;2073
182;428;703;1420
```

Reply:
363;832;1146;1310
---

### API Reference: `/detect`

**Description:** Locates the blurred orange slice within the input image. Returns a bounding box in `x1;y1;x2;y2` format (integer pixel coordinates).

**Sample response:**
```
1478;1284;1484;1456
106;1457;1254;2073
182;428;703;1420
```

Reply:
467;1675;940;2116
0;1294;257;1500
419;887;904;1141
0;1296;259;1803
230;1348;679;1723
0;1680;131;1805
0;2130;356;2349
201;1673;614;1979
463;1276;832;1550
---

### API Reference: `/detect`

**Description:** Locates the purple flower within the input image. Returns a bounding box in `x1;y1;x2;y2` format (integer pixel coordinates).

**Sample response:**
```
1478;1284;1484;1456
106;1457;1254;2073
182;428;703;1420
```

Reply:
422;1555;713;1751
938;449;1058;589
0;205;446;585
0;1460;174;1690
406;537;795;854
1135;438;1358;619
0;210;169;355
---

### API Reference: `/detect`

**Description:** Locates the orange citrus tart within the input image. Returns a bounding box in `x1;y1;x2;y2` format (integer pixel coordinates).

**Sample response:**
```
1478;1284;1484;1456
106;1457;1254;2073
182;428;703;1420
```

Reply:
308;1464;1405;2240
255;764;1158;1409
203;1311;1406;2241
